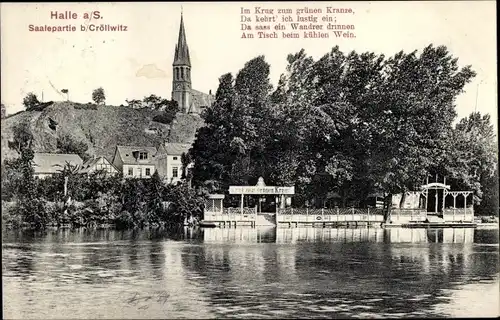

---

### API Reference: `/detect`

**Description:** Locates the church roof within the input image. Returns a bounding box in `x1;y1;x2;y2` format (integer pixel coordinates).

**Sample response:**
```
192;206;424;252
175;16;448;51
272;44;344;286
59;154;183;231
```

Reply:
188;88;215;113
173;13;191;66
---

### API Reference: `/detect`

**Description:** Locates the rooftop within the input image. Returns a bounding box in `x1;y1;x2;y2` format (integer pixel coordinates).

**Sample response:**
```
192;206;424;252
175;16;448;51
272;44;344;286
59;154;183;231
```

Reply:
189;88;215;114
79;156;118;173
163;142;191;155
33;153;84;174
115;145;158;165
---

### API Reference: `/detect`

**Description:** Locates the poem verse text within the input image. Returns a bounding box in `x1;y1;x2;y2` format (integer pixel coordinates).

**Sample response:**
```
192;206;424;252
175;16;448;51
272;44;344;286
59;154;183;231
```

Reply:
240;6;356;39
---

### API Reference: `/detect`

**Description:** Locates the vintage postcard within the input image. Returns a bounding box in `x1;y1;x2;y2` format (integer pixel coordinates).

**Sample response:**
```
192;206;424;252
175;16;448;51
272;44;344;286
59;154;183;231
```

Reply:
1;1;498;319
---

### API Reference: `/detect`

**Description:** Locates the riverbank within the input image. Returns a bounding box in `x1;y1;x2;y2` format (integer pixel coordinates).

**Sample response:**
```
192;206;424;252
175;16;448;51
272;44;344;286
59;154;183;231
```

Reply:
1;197;200;230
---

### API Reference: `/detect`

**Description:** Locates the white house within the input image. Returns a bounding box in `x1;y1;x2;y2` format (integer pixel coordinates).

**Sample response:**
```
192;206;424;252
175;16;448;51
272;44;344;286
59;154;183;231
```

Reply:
79;156;119;175
111;146;157;178
32;153;84;179
156;142;192;184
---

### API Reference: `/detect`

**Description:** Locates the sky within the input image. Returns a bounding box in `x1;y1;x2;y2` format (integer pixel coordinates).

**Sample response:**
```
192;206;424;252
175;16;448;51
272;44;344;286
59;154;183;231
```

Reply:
1;1;497;125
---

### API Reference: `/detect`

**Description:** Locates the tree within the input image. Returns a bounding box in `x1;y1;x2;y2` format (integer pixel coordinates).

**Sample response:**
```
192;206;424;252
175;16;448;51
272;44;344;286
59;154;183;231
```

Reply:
366;46;475;210
2;121;47;227
3;121;35;198
180;152;191;179
270;47;382;206
92;87;106;105
165;182;205;224
56;133;90;161
125;99;143;109
1;103;6;119
143;94;180;124
143;171;166;225
231;56;274;185
445;112;497;208
191;45;478;212
477;166;499;216
190;72;237;189
23;92;40;111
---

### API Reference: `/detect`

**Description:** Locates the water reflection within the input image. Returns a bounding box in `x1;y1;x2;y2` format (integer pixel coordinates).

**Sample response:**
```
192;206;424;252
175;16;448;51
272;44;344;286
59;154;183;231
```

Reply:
2;227;499;319
203;227;479;244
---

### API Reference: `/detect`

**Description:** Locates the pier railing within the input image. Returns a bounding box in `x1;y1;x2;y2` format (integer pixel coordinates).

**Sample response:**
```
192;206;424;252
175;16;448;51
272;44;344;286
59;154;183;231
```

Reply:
388;208;475;223
276;207;385;224
224;207;256;215
277;207;385;216
442;207;474;222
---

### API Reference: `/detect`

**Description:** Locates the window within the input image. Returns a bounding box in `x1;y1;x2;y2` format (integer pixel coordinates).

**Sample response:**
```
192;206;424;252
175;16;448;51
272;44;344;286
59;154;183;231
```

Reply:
139;152;148;160
145;168;151;176
172;167;179;178
173;156;178;160
128;168;133;176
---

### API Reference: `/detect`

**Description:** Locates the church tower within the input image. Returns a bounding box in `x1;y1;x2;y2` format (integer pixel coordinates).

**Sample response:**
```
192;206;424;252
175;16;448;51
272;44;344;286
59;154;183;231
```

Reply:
172;12;191;113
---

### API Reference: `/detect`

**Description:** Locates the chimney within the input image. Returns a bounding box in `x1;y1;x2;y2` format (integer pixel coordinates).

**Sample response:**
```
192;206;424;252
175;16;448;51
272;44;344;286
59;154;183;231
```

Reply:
209;89;212;95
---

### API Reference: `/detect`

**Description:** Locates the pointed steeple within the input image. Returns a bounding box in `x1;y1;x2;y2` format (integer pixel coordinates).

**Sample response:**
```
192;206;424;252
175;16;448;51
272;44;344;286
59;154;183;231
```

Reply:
173;11;191;66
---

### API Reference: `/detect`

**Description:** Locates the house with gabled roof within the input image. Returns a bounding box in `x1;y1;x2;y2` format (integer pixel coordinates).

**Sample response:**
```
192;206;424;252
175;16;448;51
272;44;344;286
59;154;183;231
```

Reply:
111;146;158;179
79;156;119;175
156;142;192;184
33;153;84;179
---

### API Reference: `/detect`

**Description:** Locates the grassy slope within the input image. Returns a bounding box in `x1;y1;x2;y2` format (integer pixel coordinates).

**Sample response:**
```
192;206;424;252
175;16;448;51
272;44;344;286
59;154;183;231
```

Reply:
1;102;204;161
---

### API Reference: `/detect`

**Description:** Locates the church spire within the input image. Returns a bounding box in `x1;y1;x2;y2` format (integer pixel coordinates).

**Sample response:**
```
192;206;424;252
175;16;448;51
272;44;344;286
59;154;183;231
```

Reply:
173;11;191;66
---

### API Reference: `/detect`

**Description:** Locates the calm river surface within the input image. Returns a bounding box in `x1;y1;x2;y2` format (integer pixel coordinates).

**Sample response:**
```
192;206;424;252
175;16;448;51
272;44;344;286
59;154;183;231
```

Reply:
2;227;499;319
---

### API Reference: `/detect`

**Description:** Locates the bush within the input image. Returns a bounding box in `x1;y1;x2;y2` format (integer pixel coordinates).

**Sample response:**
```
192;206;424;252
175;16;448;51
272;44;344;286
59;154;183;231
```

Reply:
165;182;205;224
12;196;48;229
44;201;64;225
23;93;40;111
2;201;22;227
152;110;177;125
115;210;136;229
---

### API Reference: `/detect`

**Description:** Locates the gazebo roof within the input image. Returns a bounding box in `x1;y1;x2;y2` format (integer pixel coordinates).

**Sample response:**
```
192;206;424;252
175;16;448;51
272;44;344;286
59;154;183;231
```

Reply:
420;182;451;190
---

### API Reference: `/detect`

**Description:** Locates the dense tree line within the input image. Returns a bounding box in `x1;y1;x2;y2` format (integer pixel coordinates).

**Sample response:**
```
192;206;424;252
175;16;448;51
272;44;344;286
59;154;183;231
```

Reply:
190;45;497;214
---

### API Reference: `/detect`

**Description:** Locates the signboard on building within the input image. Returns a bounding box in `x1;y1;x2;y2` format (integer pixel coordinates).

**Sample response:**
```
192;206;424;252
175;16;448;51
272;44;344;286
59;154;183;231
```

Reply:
229;186;295;195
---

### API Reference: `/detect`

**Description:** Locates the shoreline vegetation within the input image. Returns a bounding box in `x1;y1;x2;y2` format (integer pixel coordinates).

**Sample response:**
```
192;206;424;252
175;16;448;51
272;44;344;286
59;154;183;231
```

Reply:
2;45;498;231
1;170;206;231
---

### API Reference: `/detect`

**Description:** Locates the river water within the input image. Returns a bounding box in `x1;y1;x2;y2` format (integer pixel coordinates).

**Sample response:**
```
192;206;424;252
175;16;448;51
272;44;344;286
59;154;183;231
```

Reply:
2;227;499;319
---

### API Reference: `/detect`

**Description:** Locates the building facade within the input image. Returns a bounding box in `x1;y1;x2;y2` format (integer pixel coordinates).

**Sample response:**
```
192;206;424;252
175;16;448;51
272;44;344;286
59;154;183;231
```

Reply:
79;156;119;175
156;142;192;184
111;146;157;179
171;13;214;114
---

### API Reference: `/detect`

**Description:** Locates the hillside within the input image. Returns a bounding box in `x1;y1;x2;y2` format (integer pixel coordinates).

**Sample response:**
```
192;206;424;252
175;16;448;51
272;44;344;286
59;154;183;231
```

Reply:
1;102;205;162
